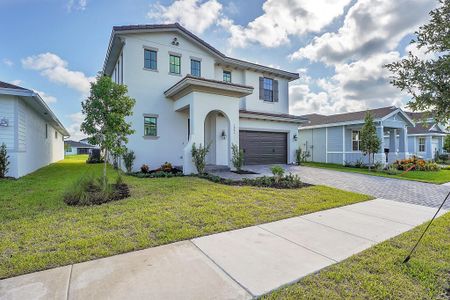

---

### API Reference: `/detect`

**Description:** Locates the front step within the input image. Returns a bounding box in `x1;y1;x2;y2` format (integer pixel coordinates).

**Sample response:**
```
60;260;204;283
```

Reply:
205;164;230;173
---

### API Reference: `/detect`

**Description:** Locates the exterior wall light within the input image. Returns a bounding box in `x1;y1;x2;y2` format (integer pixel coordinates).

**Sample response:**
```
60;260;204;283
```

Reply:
293;134;298;141
221;130;227;139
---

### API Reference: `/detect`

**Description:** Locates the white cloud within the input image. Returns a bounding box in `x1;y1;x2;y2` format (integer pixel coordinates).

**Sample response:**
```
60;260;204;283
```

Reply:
22;53;95;95
290;0;436;64
66;112;86;141
404;43;435;60
33;90;58;104
9;79;22;86
220;0;352;48
290;52;407;114
147;0;222;34
67;0;87;12
2;58;13;67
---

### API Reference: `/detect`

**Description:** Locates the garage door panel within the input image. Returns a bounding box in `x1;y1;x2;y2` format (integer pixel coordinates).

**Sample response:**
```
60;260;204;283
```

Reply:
239;131;287;165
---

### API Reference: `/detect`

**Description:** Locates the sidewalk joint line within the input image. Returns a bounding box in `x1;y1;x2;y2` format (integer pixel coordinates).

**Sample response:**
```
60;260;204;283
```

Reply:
297;216;377;243
66;264;74;300
257;226;338;263
337;207;416;227
188;240;255;299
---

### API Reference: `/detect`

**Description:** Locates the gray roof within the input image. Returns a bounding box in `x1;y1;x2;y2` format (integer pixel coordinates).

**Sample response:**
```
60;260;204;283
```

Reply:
0;81;30;91
104;23;299;80
240;110;307;122
0;81;70;136
301;106;399;127
65;140;96;148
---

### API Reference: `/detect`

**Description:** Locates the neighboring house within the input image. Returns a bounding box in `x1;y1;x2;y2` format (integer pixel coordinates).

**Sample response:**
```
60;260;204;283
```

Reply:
102;23;305;173
403;112;448;160
79;137;94;145
64;140;97;155
299;106;415;165
0;81;69;178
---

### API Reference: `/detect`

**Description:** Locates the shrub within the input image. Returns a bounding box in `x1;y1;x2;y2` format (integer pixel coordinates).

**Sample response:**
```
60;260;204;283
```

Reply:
122;150;136;173
271;166;285;183
373;161;383;171
86;149;104;164
438;154;449;161
129;169;183;178
161;162;173;172
354;158;364;168
242;174;304;189
383;165;402;175
198;172;308;189
393;156;439;171
295;147;310;165
191;143;210;174
0;143;10;178
231;144;244;171
140;164;150;173
64;175;129;206
344;161;354;167
421;161;440;171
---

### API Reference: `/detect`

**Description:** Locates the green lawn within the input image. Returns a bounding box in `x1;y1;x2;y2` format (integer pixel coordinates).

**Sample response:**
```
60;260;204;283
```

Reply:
303;162;450;184
0;155;371;279
263;211;450;300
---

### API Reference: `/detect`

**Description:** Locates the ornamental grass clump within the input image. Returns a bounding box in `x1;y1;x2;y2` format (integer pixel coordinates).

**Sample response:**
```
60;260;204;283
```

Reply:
63;174;130;206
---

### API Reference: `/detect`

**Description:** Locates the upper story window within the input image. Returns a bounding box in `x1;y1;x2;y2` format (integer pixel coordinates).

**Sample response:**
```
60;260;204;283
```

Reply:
419;137;426;152
190;59;201;77
144;116;157;137
144;49;157;70
55;131;58;139
223;70;232;83
169;54;181;75
263;77;273;101
45;124;48;139
352;130;361;151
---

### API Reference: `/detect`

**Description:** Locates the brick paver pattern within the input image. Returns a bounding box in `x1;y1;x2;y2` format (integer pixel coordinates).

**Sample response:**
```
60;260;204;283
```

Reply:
214;165;450;209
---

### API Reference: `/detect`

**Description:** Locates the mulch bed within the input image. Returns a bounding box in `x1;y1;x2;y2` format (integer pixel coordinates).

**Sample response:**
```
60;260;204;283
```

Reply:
231;170;259;175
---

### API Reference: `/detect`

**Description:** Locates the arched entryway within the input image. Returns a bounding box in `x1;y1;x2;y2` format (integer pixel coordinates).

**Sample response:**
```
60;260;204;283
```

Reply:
204;110;230;166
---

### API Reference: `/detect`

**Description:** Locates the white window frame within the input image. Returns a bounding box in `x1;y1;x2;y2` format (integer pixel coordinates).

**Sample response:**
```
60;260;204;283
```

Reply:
419;137;426;152
352;130;361;151
262;77;274;102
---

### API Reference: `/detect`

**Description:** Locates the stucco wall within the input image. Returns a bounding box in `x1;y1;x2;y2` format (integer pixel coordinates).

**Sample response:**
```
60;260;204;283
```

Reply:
118;30;295;172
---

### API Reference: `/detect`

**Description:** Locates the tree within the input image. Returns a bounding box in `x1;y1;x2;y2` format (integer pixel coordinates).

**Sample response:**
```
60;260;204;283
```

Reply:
81;75;135;185
360;113;381;170
0;143;10;178
385;0;449;124
444;135;450;152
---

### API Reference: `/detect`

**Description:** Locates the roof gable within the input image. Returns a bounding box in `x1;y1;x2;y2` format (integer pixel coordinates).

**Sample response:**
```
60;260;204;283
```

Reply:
104;23;299;80
301;106;415;128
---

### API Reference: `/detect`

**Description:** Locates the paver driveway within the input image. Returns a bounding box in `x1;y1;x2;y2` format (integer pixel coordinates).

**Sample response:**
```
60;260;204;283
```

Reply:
217;165;450;209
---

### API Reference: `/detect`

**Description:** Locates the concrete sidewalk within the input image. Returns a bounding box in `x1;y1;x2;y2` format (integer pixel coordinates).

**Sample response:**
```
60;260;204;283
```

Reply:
1;199;446;300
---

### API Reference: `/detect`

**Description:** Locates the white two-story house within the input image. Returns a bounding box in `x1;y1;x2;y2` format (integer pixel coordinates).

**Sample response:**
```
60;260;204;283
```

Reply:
102;23;305;173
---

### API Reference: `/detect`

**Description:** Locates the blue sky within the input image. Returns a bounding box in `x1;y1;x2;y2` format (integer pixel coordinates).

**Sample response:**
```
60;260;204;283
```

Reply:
0;0;437;139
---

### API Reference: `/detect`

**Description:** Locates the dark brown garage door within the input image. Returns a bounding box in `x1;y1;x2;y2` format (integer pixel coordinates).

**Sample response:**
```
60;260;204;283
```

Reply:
239;131;287;165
